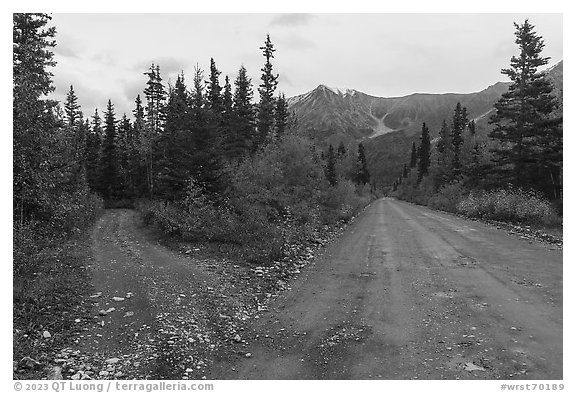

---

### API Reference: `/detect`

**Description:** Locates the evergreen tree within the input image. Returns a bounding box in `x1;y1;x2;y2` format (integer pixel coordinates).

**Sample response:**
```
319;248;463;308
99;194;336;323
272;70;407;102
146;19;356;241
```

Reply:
355;143;370;185
98;99;118;200
117;114;131;198
222;75;234;125
13;13;58;223
451;102;468;179
206;58;223;118
130;95;146;196
232;65;255;158
64;85;81;127
256;34;279;150
434;119;452;187
85;109;102;191
409;142;418;168
156;73;195;199
275;93;289;138
142;64;167;198
489;19;562;199
417;122;431;182
63;85;87;185
221;75;235;159
325;144;337;186
191;65;207;130
143;63;167;133
164;73;191;134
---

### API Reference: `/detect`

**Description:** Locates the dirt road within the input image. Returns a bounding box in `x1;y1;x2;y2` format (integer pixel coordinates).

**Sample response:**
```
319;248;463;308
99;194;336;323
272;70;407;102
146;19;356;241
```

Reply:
77;199;561;380
208;198;562;379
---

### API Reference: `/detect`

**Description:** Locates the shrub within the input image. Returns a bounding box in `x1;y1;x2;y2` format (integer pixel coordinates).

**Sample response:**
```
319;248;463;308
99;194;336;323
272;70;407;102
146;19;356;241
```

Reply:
427;181;467;213
456;187;560;226
138;134;377;265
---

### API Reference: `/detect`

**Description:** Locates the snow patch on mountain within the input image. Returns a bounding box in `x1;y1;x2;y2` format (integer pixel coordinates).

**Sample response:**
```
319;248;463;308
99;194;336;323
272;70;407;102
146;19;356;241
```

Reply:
323;85;357;96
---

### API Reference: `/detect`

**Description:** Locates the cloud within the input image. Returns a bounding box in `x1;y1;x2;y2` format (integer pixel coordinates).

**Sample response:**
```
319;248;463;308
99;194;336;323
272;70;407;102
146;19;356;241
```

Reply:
53;42;79;59
270;14;315;28
277;73;293;88
131;56;190;76
123;78;145;104
276;35;316;51
52;74;106;116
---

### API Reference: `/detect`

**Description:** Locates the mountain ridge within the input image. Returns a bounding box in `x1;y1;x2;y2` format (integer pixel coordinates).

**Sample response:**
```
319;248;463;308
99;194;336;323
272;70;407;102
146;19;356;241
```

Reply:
287;60;562;144
287;60;563;188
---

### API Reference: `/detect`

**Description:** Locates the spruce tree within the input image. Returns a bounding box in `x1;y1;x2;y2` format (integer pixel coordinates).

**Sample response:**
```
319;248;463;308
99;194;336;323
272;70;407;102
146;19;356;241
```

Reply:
222;75;234;124
434;119;452;187
143;63;167;133
13;13;58;223
275;93;289;138
356;143;370;185
186;63;220;193
325;144;337;186
63;85;86;185
117;114;131;198
489;19;562;199
64;85;81;127
85;109;102;192
157;73;194;199
221;75;235;159
409;142;418;168
206;58;223;119
142;64;167;198
417;122;431;182
130;95;146;196
233;65;255;157
256;34;279;150
451;102;468;179
98;100;118;200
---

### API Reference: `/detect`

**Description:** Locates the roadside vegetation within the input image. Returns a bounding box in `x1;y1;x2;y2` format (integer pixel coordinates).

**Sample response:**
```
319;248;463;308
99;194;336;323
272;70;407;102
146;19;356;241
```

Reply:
391;20;562;230
13;14;104;377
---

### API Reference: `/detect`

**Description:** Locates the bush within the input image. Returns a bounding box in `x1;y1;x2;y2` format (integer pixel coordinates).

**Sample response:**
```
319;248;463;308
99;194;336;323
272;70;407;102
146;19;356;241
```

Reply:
456;187;561;226
427;181;467;213
138;134;377;265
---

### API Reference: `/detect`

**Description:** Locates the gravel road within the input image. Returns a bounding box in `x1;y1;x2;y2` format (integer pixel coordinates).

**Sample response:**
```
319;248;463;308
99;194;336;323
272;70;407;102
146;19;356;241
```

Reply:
77;199;561;380
208;198;562;379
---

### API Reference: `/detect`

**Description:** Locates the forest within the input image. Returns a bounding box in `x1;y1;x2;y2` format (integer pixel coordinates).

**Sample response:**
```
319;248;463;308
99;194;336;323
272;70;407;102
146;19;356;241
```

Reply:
391;20;562;227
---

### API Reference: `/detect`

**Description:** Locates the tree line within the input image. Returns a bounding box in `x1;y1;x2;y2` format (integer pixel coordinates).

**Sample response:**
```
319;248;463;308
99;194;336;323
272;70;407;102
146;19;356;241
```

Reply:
63;34;292;205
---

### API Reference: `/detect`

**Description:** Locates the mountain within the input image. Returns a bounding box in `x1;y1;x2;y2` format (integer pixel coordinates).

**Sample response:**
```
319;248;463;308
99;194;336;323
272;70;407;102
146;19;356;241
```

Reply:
288;61;563;188
288;82;511;146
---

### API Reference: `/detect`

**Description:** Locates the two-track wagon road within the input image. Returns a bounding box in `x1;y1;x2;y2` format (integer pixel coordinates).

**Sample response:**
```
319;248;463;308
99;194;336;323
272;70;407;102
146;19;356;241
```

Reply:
209;197;562;380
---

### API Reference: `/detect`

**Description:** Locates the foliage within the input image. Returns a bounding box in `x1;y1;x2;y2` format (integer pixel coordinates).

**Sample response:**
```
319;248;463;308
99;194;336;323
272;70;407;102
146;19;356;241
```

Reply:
256;34;279;149
417;122;431;182
489;19;562;200
456;187;560;225
140;134;374;264
355;143;370;185
427;181;467;213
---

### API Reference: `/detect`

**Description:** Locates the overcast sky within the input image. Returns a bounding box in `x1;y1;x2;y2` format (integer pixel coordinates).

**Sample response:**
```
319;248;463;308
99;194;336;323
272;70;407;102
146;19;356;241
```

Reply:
49;13;563;119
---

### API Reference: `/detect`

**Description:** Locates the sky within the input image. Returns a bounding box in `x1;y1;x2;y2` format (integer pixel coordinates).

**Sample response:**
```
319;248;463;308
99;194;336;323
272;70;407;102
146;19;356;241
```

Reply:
48;13;563;119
